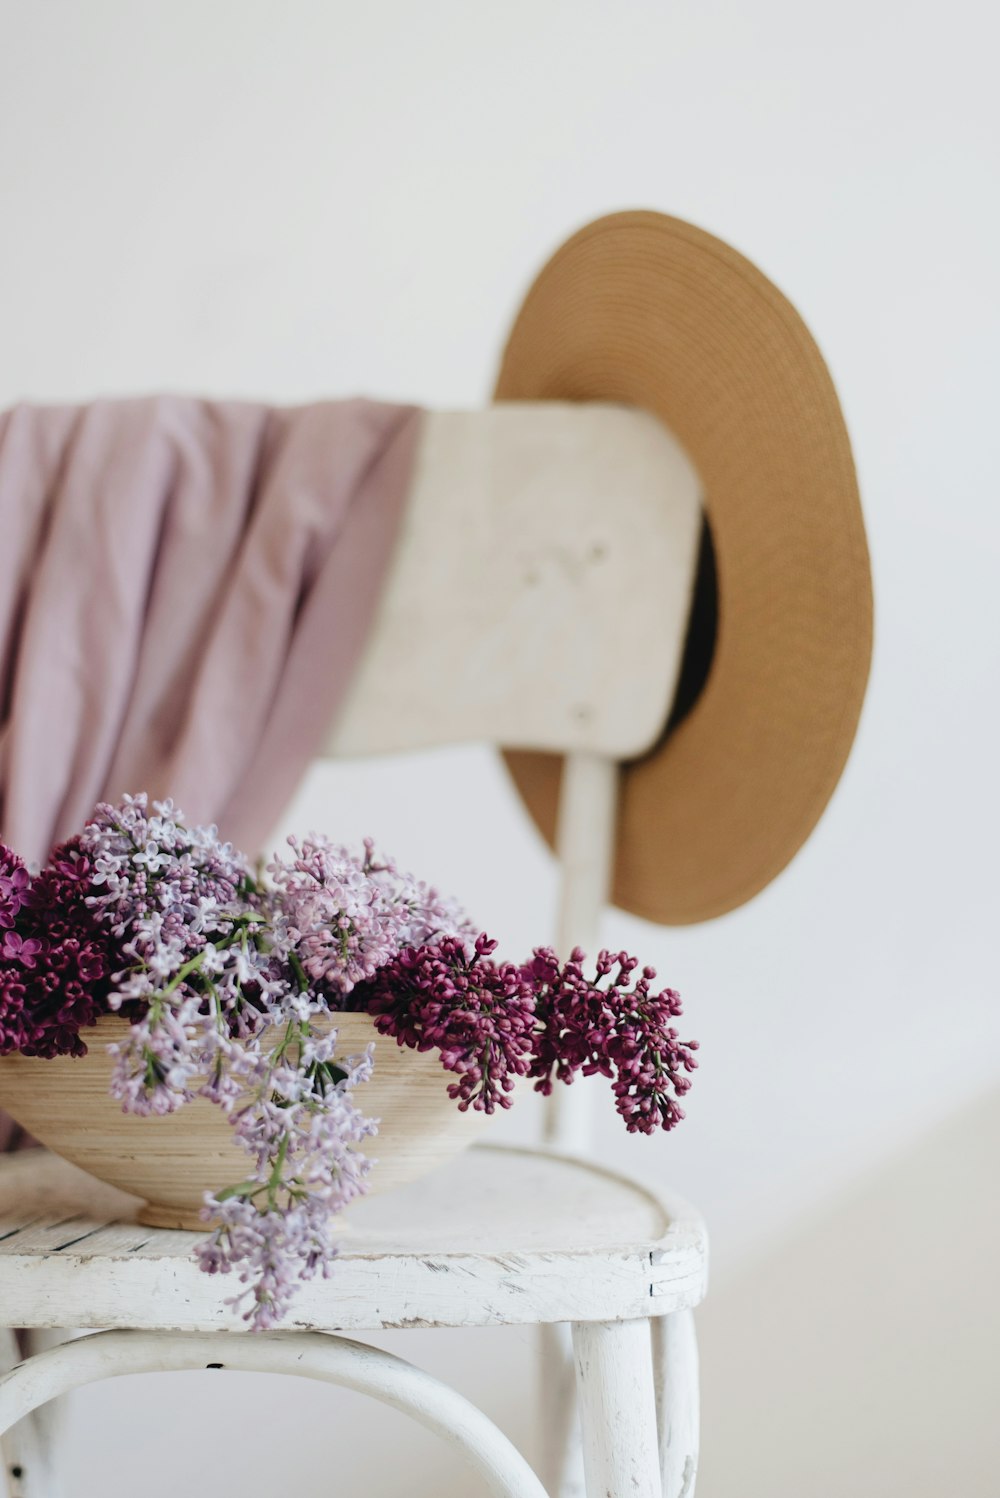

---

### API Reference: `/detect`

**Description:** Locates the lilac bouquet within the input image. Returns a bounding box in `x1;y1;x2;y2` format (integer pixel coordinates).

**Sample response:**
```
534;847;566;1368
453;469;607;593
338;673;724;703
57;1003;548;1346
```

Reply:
0;795;698;1329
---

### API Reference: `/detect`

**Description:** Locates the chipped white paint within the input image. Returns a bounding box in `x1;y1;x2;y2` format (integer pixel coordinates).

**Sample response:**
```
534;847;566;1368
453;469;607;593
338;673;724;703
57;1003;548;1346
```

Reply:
539;1324;585;1498
573;1320;662;1498
0;1145;706;1497
0;1328;61;1498
326;403;702;761
0;1145;706;1335
653;1308;700;1498
539;751;620;1495
0;1329;548;1498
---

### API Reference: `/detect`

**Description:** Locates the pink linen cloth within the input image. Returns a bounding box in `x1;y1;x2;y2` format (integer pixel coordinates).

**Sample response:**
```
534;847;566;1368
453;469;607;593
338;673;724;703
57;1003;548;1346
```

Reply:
0;393;421;1148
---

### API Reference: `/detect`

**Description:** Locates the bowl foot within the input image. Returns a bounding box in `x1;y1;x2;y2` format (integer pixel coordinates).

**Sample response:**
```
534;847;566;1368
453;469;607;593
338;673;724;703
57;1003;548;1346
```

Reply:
134;1202;358;1234
137;1203;210;1232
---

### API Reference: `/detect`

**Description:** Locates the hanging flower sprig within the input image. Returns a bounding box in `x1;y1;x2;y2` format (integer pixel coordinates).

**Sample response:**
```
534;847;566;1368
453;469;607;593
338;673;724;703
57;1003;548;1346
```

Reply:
359;933;539;1112
0;796;698;1330
56;799;387;1327
359;938;699;1132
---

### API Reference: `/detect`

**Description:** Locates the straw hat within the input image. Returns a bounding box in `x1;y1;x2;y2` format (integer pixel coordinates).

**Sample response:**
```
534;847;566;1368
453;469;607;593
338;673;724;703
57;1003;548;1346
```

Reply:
495;211;873;925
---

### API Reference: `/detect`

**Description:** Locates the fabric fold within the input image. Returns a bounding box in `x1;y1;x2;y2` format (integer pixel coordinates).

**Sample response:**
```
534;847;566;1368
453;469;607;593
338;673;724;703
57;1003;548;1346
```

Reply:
0;393;421;1150
0;394;420;864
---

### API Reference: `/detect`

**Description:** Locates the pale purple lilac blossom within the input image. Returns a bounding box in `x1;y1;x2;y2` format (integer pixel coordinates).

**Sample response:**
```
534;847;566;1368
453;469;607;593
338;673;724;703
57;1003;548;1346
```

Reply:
72;797;387;1328
0;797;697;1327
196;1031;377;1329
268;833;472;1001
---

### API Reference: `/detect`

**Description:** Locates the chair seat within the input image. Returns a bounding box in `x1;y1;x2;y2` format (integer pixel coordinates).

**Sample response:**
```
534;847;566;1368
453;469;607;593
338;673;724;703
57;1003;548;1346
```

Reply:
0;1144;707;1334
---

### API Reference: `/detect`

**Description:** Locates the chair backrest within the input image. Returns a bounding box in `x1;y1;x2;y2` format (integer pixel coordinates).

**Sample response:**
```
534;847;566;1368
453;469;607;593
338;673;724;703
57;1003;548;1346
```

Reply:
323;402;703;1148
326;403;702;762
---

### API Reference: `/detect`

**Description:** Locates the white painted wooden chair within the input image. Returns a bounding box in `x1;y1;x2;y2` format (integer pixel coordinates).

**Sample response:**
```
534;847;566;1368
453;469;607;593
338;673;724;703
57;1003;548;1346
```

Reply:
0;403;708;1498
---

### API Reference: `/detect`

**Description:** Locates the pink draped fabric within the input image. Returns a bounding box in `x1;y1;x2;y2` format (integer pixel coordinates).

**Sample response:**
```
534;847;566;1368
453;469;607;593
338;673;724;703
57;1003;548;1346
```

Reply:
0;393;421;1149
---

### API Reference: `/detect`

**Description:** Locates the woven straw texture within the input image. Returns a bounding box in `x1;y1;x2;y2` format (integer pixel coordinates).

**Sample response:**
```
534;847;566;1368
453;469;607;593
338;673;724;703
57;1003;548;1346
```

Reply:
495;211;873;925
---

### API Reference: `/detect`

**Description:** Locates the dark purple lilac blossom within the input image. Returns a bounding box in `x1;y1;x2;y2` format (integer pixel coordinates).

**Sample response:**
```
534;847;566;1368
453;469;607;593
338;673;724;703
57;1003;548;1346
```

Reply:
0;838;113;1057
0;796;698;1327
0;844;31;1052
363;936;699;1133
11;839;114;1059
360;933;538;1112
523;946;699;1134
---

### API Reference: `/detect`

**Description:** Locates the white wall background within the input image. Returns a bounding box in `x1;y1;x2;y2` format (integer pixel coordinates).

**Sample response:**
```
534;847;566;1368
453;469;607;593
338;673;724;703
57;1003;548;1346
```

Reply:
2;1;998;1492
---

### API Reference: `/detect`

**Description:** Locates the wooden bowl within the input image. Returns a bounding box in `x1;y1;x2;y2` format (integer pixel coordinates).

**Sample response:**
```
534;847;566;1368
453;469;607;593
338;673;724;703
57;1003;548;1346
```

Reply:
0;1013;488;1229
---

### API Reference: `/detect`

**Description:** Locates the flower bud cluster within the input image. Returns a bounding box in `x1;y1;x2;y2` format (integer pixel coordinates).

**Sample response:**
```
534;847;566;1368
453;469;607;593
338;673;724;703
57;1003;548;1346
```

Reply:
362;938;698;1134
0;798;697;1328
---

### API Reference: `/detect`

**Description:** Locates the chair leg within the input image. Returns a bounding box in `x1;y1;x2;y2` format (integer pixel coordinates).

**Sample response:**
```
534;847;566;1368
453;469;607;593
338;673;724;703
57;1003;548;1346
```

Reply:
0;1330;61;1498
538;1323;585;1498
651;1309;699;1498
571;1320;661;1498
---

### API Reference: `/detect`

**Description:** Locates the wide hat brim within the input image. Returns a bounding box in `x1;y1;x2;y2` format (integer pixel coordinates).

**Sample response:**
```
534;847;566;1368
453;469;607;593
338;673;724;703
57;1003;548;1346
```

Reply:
495;211;873;925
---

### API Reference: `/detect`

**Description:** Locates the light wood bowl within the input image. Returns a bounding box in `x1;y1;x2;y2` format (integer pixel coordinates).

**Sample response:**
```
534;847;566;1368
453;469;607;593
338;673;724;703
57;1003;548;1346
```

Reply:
0;1013;488;1229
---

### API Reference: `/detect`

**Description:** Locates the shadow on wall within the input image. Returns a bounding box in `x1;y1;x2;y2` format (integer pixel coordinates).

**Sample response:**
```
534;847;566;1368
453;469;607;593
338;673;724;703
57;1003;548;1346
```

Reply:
696;1086;1000;1498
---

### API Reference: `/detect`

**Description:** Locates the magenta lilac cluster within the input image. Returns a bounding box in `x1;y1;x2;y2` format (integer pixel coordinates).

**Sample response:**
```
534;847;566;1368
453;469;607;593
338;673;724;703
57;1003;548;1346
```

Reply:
358;938;698;1134
0;839;112;1058
0;796;698;1328
523;946;697;1133
359;934;539;1113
